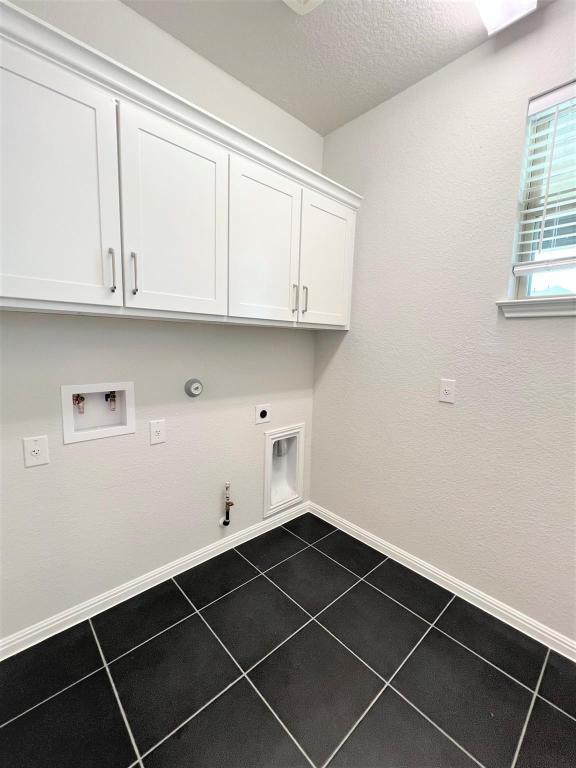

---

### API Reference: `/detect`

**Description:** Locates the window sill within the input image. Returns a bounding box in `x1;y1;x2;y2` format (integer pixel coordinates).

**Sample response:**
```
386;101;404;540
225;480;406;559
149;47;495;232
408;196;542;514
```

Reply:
496;296;576;318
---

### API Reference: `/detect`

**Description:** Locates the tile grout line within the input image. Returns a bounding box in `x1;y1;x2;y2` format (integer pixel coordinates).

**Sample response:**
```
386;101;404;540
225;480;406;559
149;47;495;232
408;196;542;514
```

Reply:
106;611;196;665
389;685;487;768
235;542;385;625
234;548;315;620
322;595;459;768
537;694;576;723
387;595;455;687
136;585;314;763
138;530;548;707
196;573;262;611
172;576;317;768
239;547;392;691
509;648;551;768
306;538;553;698
117;558;572;768
299;539;543;697
0;523;325;734
281;524;338;547
0;666;105;730
5;518;573;764
359;579;542;694
238;547;453;690
244;618;314;676
433;625;534;693
359;575;435;623
243;675;317;768
138;673;244;760
89;619;145;768
320;683;388;768
0;535;392;735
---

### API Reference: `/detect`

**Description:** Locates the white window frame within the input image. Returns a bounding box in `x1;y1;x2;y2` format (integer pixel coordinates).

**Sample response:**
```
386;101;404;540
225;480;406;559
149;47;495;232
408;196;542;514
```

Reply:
498;81;576;318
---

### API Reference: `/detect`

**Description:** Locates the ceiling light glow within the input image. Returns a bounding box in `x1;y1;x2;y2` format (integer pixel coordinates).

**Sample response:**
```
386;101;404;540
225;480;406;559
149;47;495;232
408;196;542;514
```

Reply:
475;0;538;35
281;0;327;16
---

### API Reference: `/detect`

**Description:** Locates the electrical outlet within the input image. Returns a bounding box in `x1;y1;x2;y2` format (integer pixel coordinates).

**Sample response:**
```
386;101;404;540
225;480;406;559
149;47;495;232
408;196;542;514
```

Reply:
439;378;456;404
255;404;271;424
23;435;50;467
149;419;166;445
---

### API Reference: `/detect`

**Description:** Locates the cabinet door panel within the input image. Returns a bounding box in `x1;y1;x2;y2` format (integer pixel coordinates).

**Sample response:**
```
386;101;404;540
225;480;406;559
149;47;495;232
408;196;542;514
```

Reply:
229;155;301;321
0;43;122;305
120;103;228;314
299;189;355;326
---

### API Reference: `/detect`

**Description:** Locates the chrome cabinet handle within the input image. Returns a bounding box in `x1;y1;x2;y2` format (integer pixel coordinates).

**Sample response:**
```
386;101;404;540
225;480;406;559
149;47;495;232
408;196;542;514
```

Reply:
292;283;299;313
131;251;139;295
108;247;117;293
302;285;309;313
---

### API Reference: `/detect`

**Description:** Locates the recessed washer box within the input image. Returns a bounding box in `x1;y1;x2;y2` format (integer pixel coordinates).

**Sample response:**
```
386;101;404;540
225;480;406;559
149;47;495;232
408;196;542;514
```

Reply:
61;382;135;444
264;423;305;518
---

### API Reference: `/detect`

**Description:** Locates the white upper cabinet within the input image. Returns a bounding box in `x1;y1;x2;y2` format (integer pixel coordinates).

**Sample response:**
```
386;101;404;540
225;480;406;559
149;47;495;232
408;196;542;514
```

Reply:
0;42;122;305
229;155;301;322
119;103;228;315
298;189;356;326
0;6;361;327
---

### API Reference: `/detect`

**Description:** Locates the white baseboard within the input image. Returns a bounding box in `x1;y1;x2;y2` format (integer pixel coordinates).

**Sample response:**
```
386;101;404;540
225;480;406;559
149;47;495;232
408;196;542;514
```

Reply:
0;503;308;662
3;500;575;664
309;502;576;663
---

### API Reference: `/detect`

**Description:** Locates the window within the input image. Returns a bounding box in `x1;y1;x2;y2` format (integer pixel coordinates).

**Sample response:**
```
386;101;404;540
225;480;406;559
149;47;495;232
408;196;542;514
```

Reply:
512;82;576;300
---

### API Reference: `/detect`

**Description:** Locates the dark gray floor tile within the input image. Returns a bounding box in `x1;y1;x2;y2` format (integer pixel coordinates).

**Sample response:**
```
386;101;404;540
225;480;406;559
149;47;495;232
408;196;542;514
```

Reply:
92;580;193;661
283;513;335;543
249;621;382;766
315;529;385;576
539;651;576;719
143;679;308;768
437;598;547;688
0;670;136;768
319;581;427;679
267;547;357;615
0;621;102;725
366;559;452;621
516;698;576;768
109;614;239;754
202;576;309;670
236;527;307;571
174;549;258;609
330;687;478;768
393;628;532;768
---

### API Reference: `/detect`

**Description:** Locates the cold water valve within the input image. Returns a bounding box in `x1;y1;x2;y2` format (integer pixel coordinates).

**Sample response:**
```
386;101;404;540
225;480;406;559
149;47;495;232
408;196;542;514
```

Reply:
220;481;234;527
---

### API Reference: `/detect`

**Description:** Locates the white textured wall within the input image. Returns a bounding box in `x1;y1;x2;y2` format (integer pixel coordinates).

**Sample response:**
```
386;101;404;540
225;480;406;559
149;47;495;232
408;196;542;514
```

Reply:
10;0;323;169
1;0;318;638
1;314;314;635
314;0;576;640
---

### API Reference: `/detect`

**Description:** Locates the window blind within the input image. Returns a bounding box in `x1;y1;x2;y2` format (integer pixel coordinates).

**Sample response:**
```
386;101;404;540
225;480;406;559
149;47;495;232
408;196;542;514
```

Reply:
513;82;576;290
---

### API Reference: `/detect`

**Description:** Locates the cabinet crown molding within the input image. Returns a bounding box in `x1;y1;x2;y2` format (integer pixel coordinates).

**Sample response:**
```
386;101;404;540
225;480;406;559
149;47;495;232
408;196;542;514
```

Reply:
0;0;361;210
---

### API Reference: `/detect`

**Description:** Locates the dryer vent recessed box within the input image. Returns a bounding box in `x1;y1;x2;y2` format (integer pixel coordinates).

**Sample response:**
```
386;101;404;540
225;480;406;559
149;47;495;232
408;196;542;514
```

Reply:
61;382;135;444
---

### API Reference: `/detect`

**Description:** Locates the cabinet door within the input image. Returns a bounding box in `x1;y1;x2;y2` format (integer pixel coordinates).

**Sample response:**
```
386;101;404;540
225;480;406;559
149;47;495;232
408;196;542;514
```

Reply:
120;103;228;315
0;43;122;305
299;189;356;326
229;155;301;321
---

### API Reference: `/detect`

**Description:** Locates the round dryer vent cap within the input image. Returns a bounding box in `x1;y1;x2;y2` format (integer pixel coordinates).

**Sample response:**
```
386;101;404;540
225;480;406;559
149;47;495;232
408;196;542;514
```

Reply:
184;378;204;398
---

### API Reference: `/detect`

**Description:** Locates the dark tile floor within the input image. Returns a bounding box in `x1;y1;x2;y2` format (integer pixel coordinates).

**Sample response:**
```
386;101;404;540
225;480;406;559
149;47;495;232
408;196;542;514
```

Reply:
1;513;575;768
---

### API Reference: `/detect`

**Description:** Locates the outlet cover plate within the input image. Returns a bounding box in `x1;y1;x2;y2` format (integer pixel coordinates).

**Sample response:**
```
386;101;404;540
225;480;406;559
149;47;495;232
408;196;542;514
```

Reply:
23;435;50;467
150;419;166;445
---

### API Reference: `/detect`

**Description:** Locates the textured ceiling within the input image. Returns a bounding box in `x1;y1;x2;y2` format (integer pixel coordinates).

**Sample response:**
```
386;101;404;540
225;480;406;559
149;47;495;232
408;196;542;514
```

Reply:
121;0;488;134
